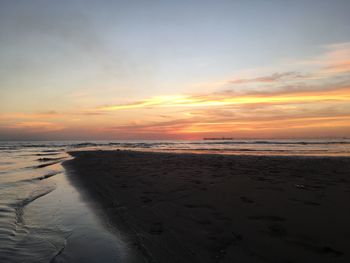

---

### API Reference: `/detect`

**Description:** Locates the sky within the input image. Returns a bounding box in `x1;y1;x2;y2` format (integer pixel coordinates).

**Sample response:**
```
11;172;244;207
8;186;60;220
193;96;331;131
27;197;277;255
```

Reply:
1;0;350;140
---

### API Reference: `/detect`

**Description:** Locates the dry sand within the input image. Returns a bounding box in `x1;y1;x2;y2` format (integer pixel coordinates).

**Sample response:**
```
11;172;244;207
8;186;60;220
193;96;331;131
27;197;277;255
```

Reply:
63;150;350;263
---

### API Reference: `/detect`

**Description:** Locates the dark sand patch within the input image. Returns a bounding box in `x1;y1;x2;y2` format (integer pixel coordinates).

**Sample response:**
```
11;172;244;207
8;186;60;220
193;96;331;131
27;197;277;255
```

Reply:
63;151;350;263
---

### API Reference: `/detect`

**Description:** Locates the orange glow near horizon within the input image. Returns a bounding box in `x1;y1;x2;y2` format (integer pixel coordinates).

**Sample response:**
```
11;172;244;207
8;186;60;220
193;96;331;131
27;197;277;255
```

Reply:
1;43;350;140
1;85;350;140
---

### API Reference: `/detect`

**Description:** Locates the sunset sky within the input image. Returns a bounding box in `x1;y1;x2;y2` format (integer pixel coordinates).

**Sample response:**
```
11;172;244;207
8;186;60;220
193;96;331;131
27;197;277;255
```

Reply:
1;0;350;140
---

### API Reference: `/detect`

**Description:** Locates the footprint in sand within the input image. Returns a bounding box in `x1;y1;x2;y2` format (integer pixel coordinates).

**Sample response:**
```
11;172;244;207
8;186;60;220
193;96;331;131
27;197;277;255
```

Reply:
149;222;163;235
247;215;286;222
240;196;255;204
267;224;287;237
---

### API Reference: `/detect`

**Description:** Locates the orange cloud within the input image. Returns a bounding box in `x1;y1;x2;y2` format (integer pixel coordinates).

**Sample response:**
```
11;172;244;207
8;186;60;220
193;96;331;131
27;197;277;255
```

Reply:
297;42;350;76
97;86;350;111
324;61;350;75
96;81;350;138
102;112;350;139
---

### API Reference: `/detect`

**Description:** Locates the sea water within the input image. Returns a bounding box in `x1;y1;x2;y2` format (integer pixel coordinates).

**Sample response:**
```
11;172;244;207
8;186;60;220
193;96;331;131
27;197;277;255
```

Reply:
0;143;128;263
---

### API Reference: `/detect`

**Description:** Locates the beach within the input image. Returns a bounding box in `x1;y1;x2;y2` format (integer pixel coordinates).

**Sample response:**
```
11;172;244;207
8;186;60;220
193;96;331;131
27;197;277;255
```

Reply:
63;150;350;263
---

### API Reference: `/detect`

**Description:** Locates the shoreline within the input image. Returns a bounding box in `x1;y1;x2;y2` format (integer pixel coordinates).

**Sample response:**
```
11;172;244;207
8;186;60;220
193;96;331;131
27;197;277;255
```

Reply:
63;150;350;262
62;156;148;263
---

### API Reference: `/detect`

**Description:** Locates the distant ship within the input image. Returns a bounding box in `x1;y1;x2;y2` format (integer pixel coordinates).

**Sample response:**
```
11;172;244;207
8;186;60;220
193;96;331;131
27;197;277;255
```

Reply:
203;137;235;140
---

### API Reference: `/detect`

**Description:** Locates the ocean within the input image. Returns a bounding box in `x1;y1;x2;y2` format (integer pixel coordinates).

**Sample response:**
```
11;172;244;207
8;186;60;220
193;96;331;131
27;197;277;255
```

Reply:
0;142;128;263
0;139;349;262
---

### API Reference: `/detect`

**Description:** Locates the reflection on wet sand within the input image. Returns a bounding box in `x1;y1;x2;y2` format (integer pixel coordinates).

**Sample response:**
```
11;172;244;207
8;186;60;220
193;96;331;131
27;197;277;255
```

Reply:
0;145;130;263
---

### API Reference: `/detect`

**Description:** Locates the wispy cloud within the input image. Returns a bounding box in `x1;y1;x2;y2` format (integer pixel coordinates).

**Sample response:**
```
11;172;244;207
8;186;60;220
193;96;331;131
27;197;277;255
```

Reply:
97;86;350;111
97;43;350;114
91;42;350;138
228;72;303;84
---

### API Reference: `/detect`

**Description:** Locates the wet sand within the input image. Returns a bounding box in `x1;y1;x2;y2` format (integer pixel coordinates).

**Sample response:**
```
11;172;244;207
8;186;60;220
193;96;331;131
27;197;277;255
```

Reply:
63;150;350;263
